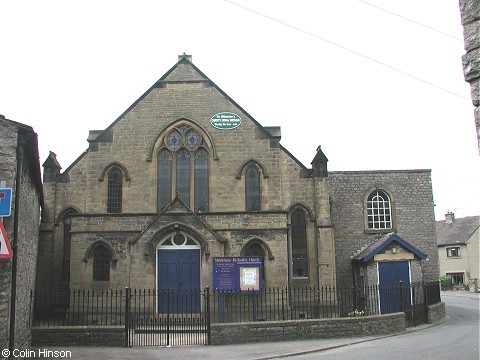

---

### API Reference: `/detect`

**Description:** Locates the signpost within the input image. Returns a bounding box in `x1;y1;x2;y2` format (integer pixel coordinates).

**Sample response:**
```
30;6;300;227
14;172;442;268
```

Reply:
213;256;263;292
0;188;12;217
213;256;263;322
0;186;13;258
0;221;12;259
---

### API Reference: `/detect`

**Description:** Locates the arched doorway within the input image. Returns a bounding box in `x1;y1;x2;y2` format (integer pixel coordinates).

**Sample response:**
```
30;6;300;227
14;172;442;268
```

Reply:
156;232;201;313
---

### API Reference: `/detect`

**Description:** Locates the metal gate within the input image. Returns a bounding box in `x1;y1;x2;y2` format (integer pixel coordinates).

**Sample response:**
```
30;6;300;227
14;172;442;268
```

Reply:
125;288;211;347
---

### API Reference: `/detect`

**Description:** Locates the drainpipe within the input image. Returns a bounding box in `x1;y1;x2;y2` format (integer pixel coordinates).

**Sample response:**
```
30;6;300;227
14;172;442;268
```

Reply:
286;223;293;314
286;223;292;287
9;137;24;357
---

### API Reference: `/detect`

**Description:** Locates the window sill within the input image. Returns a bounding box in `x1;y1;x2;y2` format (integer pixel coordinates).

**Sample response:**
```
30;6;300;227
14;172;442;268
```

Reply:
364;228;394;235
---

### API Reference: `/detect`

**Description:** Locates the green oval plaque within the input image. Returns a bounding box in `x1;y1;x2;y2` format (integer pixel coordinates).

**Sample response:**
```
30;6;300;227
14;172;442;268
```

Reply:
210;112;242;130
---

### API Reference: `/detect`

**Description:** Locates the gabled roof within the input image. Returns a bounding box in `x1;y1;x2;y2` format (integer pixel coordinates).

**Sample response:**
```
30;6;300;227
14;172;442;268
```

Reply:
59;54;310;174
436;216;479;246
352;233;427;262
128;195;225;249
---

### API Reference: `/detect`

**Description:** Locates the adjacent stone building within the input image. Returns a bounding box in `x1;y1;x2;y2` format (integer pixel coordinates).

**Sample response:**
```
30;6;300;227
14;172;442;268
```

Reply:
0;115;43;351
36;55;439;300
459;0;480;153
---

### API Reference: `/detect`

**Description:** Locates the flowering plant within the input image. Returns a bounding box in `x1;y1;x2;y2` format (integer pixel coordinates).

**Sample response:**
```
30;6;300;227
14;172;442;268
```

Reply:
347;309;365;317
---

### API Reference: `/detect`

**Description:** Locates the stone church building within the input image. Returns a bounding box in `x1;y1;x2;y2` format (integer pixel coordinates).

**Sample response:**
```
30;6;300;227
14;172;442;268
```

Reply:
37;55;439;294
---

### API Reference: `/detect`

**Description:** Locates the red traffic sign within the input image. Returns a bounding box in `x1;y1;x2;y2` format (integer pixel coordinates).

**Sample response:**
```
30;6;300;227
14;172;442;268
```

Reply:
0;221;12;259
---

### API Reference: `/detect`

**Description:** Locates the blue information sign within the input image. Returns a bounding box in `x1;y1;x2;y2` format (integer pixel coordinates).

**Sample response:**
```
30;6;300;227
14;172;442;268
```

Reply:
0;188;12;217
213;256;263;292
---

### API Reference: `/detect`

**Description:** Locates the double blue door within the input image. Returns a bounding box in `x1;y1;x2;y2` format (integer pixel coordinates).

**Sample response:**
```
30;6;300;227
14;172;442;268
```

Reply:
378;261;411;314
157;249;200;313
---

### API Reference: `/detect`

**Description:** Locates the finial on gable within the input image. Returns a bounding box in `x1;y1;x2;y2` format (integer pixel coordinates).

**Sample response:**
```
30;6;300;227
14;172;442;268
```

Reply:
178;53;192;62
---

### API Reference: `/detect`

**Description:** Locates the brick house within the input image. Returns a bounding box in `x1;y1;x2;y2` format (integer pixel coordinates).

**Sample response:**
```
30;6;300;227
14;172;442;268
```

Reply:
36;55;439;297
0;116;43;351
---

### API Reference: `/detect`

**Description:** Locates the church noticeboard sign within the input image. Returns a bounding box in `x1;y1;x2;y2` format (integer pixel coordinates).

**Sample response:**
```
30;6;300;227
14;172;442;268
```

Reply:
210;112;242;130
213;256;262;292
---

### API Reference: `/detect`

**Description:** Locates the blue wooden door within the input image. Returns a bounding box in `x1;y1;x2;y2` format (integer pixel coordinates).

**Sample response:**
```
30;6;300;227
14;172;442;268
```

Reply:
157;249;200;313
378;261;411;314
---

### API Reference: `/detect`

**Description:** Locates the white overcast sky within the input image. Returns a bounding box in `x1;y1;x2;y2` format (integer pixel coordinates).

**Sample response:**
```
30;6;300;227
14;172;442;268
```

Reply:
0;0;478;220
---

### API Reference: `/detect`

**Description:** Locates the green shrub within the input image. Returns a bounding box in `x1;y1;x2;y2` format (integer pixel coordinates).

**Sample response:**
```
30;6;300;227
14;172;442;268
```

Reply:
440;275;452;290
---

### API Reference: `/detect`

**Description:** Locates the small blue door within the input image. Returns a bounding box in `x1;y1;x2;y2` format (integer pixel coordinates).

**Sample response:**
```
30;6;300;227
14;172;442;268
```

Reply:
378;261;411;314
157;249;200;313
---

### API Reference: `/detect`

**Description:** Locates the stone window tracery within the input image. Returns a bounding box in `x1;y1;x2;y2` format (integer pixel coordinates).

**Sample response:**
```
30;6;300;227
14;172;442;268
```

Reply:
157;125;209;212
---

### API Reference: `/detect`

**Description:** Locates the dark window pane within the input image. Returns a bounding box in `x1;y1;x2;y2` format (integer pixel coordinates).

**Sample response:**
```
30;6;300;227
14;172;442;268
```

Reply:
245;166;260;211
176;149;190;205
93;245;110;281
292;209;308;277
194;149;209;212
157;149;172;211
107;168;122;213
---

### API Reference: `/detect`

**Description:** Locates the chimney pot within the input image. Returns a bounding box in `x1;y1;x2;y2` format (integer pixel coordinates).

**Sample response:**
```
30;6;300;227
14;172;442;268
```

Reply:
445;211;455;224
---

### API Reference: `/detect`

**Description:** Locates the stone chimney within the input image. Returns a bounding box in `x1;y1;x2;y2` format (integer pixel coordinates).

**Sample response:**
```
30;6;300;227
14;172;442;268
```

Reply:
445;211;455;224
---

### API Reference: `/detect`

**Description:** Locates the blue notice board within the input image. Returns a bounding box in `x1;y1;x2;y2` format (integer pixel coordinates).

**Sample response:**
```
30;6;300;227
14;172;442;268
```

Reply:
0;188;12;217
213;256;263;292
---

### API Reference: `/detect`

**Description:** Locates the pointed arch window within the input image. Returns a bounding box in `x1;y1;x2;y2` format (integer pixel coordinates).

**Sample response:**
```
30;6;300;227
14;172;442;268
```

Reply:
176;149;191;205
194;148;209;212
107;167;122;213
157;125;209;212
61;209;77;287
367;190;392;230
245;166;260;212
291;208;308;278
93;244;111;281
157;150;173;211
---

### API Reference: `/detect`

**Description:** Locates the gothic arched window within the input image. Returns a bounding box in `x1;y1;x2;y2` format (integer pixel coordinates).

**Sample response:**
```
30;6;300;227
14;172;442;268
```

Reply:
61;208;77;288
93;244;111;281
157;125;209;212
194;148;209;212
157;149;173;211
291;208;308;278
107;167;123;213
245;166;260;212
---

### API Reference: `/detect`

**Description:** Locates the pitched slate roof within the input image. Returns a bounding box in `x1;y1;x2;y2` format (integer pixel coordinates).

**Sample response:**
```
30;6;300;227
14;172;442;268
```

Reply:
352;233;427;262
436;216;479;246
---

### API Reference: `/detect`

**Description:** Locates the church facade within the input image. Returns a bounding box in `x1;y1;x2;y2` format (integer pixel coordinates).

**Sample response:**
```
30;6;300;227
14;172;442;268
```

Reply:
37;55;439;294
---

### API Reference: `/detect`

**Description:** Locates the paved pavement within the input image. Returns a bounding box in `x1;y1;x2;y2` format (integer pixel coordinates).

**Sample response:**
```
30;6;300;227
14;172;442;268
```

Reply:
28;291;478;360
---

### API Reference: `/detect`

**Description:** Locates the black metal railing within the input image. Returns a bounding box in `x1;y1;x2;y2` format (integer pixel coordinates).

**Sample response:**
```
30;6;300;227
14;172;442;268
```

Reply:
31;289;125;326
31;282;442;327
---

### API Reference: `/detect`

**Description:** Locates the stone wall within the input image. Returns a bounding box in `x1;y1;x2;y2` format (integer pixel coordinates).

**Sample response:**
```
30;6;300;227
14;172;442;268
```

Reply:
31;327;124;347
328;170;438;285
0;117;42;351
427;302;446;324
459;0;480;153
211;313;406;345
0;119;17;352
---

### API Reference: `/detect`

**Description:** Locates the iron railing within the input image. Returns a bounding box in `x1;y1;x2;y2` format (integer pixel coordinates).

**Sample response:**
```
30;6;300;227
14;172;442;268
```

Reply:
31;282;442;327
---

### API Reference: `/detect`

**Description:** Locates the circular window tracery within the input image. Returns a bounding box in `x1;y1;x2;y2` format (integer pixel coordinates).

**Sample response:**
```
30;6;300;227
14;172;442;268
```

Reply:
186;130;200;149
167;130;182;150
158;232;200;249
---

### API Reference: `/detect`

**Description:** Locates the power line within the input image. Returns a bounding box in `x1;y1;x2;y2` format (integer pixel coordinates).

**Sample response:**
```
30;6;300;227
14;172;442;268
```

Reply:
223;0;469;101
357;0;463;41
